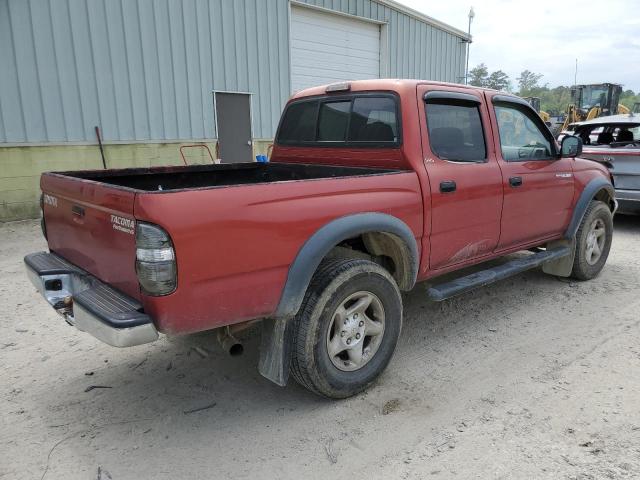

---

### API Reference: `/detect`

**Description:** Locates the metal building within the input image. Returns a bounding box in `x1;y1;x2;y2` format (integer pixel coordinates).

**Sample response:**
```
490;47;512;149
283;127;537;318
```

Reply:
0;0;469;220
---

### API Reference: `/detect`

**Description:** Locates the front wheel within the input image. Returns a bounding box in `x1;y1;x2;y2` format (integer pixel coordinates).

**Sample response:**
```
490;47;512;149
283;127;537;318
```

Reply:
290;258;402;399
571;200;613;280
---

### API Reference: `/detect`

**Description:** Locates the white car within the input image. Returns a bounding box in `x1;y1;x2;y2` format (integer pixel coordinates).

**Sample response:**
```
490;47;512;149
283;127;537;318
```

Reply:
564;114;640;214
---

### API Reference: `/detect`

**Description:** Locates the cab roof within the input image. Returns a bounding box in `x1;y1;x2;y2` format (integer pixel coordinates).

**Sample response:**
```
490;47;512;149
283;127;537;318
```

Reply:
290;79;503;100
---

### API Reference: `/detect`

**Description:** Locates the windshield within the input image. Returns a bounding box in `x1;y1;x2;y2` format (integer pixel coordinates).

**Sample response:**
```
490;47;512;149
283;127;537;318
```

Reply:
580;86;608;110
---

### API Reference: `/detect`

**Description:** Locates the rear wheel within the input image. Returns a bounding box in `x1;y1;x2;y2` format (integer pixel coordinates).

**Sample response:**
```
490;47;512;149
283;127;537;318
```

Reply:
291;258;402;399
571;200;613;280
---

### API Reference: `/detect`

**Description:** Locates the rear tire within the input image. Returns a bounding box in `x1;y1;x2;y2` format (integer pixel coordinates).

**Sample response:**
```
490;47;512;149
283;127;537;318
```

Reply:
571;200;613;280
290;258;402;399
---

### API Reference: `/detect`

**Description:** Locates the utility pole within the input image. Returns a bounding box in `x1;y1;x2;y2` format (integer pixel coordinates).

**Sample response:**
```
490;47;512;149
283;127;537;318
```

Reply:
465;7;475;85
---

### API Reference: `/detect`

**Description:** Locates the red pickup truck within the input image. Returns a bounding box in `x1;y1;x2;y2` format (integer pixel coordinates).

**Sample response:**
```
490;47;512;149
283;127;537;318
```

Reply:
26;80;616;399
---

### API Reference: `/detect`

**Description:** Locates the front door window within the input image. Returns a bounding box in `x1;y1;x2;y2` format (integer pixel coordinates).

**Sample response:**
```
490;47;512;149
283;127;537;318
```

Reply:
494;105;553;161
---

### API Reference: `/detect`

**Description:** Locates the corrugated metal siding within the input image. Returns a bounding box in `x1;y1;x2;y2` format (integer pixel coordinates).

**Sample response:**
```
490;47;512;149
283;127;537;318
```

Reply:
0;0;290;143
0;0;465;144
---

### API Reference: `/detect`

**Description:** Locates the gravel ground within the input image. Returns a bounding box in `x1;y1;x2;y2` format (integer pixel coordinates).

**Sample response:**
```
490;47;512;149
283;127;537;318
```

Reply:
1;218;639;480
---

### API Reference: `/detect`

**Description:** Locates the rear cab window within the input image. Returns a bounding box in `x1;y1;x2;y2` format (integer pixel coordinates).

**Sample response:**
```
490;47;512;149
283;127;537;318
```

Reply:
318;101;351;141
276;93;401;147
276;101;317;143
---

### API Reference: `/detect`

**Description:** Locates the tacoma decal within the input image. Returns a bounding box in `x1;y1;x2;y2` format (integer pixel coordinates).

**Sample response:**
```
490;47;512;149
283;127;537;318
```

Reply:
110;214;135;235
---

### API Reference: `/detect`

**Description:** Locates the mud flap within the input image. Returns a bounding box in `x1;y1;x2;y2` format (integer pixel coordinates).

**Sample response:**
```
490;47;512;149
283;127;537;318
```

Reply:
542;238;575;277
258;317;294;386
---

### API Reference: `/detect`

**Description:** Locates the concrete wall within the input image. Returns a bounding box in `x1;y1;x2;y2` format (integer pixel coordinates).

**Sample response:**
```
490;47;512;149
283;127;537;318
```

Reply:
0;140;273;221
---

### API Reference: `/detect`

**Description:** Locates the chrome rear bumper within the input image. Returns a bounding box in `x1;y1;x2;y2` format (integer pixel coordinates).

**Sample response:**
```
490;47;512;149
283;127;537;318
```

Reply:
24;252;158;347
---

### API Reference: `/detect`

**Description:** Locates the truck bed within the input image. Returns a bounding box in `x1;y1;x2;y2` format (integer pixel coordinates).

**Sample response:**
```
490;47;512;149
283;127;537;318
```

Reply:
40;161;416;315
58;162;402;192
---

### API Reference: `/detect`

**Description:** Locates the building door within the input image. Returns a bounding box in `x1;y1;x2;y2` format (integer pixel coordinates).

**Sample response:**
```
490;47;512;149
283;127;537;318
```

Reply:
290;5;381;93
214;92;252;163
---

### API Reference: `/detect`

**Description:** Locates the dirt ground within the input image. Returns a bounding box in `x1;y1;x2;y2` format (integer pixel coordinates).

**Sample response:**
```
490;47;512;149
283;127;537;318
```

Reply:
1;218;639;480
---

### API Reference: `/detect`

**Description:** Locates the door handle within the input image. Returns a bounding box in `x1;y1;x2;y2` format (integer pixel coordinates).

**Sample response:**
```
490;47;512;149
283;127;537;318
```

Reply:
509;176;523;187
440;180;456;193
71;205;85;217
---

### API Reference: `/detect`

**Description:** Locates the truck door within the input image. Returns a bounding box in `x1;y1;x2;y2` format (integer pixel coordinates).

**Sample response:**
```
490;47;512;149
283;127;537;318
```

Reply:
417;86;503;270
487;94;575;249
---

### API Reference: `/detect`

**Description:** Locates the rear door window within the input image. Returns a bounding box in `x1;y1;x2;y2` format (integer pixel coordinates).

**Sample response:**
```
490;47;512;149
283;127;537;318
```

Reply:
425;102;487;162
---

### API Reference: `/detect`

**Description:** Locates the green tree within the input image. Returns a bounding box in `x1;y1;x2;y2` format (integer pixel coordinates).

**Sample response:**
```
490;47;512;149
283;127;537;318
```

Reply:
620;89;640;110
486;70;511;91
468;63;489;87
517;70;544;95
537;85;572;116
468;64;511;91
465;64;640;115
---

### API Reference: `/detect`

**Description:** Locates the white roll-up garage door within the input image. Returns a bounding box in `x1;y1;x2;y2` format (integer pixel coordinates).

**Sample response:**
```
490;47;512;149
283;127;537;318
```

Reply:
290;6;381;93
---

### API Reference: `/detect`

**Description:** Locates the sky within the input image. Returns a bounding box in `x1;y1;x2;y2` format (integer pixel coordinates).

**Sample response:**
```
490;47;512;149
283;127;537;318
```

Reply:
397;0;640;92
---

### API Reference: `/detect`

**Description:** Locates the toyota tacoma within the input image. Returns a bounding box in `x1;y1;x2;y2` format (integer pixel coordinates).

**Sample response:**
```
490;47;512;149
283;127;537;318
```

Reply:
26;80;616;398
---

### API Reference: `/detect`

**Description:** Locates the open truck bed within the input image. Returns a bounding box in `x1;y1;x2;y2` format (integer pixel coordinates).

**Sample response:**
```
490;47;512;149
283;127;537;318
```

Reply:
57;162;400;192
37;160;420;339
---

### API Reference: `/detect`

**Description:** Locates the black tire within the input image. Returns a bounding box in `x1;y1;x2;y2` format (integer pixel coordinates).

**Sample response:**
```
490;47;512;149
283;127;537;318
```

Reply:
290;258;402;399
571;200;613;280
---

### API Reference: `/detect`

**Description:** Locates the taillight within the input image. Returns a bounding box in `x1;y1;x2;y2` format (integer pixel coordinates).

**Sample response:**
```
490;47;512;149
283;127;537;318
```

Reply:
40;193;47;239
135;222;177;296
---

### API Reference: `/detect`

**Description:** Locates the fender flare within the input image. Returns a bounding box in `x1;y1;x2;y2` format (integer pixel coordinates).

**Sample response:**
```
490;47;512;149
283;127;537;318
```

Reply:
564;177;615;240
274;212;419;319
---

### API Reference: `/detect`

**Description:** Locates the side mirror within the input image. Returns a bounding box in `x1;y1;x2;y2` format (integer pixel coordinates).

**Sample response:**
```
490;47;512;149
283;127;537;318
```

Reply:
560;135;582;158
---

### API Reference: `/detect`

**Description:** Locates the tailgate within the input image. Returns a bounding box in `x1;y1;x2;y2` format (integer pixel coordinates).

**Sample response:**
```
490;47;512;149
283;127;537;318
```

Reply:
41;172;140;299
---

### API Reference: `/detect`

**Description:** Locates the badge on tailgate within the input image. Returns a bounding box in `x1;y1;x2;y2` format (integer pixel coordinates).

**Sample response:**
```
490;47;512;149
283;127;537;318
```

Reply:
43;194;58;207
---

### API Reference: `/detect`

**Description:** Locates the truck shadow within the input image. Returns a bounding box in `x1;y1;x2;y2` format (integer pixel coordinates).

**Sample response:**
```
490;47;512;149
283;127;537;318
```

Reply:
35;256;566;428
613;214;640;234
30;328;335;454
31;222;637;438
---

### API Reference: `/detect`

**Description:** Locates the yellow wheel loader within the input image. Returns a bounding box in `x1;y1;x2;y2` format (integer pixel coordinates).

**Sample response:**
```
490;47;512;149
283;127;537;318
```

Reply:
561;83;627;131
